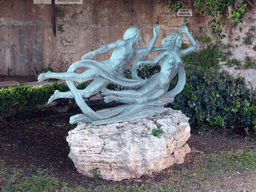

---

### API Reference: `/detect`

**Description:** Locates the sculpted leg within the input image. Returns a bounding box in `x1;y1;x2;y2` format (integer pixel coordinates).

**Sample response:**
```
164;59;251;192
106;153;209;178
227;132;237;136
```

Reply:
48;90;71;103
48;78;109;103
38;69;98;83
82;78;109;97
104;89;165;104
102;87;151;98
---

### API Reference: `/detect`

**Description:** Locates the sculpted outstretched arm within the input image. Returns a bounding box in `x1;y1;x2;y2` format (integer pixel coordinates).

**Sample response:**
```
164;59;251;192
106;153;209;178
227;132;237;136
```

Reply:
81;40;126;60
179;24;197;56
151;47;168;52
135;26;160;55
139;52;166;66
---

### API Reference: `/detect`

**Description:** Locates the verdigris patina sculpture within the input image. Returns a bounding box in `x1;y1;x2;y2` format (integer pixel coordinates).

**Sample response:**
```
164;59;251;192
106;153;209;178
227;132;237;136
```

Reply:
38;24;197;125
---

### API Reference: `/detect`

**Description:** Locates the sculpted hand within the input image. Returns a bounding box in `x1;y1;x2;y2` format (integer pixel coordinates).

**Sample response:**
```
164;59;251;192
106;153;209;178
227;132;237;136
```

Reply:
179;23;189;34
81;52;94;60
154;26;160;37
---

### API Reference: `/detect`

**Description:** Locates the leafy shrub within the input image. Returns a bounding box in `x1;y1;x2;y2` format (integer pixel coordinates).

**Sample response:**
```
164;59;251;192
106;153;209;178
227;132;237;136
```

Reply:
107;83;118;90
122;64;161;80
0;82;90;118
38;67;55;74
168;69;256;136
182;45;220;72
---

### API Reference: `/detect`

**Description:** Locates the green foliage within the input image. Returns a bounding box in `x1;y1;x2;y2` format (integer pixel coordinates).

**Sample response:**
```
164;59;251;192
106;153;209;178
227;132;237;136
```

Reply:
168;0;184;12
151;128;163;138
182;45;220;72
226;56;256;70
0;82;90;118
55;7;65;18
219;45;232;62
244;56;256;69
107;83;118;90
76;81;90;89
122;64;161;80
57;24;65;33
228;2;247;25
210;19;226;42
88;168;102;182
195;29;212;44
220;150;256;170
193;0;234;16
243;103;256;138
243;33;254;45
137;65;161;79
2;170;60;192
0;85;53;117
192;0;247;42
38;67;55;74
226;59;242;69
169;68;256;136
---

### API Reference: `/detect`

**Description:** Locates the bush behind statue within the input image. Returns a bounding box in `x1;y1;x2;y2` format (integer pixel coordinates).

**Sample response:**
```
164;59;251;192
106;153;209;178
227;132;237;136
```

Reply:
169;69;256;136
0;83;71;118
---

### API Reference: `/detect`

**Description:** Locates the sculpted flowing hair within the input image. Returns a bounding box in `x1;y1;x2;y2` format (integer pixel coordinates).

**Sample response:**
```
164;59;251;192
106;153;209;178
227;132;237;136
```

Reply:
161;32;181;49
123;27;140;40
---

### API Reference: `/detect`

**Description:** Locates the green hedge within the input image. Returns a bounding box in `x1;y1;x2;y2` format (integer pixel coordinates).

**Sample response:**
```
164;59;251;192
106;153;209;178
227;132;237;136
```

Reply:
0;82;91;118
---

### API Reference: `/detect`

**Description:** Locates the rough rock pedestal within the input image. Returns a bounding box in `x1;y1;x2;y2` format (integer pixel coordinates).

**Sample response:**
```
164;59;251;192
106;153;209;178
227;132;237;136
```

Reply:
66;108;191;181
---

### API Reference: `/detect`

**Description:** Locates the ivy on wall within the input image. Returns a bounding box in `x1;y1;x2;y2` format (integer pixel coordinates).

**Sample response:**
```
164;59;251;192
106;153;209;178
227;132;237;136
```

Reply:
115;0;248;43
192;0;247;42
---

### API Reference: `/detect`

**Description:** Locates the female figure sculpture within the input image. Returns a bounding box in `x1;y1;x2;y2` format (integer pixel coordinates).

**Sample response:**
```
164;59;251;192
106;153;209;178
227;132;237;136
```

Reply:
102;24;197;105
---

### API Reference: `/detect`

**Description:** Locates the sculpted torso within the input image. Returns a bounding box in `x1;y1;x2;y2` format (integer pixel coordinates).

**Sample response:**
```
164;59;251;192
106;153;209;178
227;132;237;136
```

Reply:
106;42;135;73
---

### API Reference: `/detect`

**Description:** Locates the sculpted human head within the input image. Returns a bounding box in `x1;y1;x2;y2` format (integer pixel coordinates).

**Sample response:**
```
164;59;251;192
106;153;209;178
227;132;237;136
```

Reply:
123;27;141;45
161;32;182;49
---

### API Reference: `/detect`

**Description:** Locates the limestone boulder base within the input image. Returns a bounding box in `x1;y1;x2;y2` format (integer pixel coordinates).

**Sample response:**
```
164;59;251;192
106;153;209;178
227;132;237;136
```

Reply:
66;108;191;181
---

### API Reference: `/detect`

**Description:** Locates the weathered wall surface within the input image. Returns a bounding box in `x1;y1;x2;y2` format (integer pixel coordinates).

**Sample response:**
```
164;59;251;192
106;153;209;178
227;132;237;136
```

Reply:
0;0;54;75
0;0;199;75
221;5;256;88
0;0;255;75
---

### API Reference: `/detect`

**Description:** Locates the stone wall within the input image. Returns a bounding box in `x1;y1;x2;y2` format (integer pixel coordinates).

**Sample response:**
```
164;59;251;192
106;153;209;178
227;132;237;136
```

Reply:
0;0;199;75
221;5;256;88
0;0;255;76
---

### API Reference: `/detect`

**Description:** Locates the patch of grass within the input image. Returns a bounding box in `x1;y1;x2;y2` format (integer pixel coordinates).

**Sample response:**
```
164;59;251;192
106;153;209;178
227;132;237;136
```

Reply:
1;168;60;191
156;150;256;191
1;150;256;191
